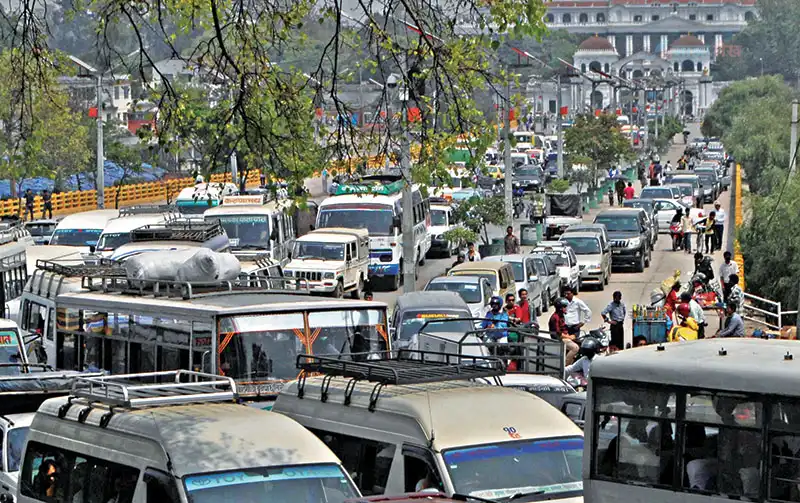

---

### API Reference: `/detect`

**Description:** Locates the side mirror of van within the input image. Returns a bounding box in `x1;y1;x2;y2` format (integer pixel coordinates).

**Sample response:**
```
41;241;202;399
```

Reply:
0;492;13;503
393;216;401;230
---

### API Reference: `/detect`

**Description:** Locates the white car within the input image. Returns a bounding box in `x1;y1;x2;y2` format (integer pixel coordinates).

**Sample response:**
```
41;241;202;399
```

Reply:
424;275;494;319
652;198;703;233
427;201;461;257
532;242;581;293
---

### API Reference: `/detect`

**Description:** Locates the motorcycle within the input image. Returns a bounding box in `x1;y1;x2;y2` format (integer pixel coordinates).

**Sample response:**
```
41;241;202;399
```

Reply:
669;222;684;251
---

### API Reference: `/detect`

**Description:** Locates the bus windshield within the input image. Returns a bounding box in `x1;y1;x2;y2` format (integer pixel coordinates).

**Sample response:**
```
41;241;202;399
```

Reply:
308;309;387;357
50;228;102;246
0;329;23;376
96;232;132;252
430;209;448;227
317;207;393;236
184;464;358;503
212;215;271;249
177;199;219;215
443;437;583;500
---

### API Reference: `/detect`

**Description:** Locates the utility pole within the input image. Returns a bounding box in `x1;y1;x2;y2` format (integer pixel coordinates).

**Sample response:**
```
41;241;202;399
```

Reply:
95;75;105;208
394;73;416;293
503;77;513;226
790;99;799;176
556;73;564;178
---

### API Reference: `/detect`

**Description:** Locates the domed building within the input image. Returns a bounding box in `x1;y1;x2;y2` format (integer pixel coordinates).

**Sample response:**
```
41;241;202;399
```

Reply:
572;36;619;111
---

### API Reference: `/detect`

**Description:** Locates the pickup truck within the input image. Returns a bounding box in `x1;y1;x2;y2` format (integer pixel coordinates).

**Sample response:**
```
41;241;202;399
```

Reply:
544;193;582;240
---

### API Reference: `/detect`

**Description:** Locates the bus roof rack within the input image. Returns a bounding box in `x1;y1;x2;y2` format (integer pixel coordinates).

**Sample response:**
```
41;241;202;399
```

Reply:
118;205;176;217
130;220;224;243
296;351;504;410
67;370;237;410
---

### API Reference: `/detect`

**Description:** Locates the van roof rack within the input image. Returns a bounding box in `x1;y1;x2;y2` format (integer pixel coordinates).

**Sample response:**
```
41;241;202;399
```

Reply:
84;276;310;300
295;351;504;411
118;205;176;217
61;371;237;420
130;220;224;243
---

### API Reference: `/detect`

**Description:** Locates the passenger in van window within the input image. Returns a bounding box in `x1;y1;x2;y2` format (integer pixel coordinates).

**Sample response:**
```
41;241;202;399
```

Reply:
34;459;61;500
106;470;138;503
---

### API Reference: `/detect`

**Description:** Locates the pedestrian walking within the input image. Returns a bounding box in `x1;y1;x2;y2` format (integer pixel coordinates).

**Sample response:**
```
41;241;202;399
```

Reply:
41;189;52;219
703;211;716;255
713;202;725;252
719;251;740;288
530;195;545;224
623;182;635;200
614;178;626;205
321;168;329;194
466;242;481;262
601;291;626;352
681;208;695;253
23;189;34;221
504;226;520;254
259;171;266;187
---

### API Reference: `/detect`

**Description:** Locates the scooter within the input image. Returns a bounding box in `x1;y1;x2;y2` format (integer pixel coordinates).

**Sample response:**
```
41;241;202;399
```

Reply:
669;222;684;251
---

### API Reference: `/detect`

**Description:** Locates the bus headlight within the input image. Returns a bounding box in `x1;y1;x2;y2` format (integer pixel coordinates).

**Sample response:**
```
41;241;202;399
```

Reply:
323;272;336;279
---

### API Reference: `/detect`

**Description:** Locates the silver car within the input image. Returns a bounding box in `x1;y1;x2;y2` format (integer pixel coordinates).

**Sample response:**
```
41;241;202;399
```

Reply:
484;255;546;315
558;232;611;290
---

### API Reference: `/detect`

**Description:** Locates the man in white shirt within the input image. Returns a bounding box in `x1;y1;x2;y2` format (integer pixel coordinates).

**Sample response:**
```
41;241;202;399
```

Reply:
563;286;592;336
719;251;740;285
713;202;726;252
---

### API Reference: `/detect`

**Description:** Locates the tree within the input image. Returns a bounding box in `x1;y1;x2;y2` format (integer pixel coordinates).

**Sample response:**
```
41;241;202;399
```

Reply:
701;76;792;139
451;195;508;245
564;113;633;192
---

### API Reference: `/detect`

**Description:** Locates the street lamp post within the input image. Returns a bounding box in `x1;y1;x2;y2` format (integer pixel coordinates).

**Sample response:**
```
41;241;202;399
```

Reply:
94;74;105;209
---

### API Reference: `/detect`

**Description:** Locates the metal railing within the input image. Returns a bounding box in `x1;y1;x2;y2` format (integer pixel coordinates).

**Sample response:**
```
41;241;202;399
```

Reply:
742;292;798;331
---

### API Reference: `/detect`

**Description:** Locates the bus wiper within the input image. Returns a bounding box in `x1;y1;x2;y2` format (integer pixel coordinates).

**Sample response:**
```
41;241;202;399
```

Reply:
506;490;545;501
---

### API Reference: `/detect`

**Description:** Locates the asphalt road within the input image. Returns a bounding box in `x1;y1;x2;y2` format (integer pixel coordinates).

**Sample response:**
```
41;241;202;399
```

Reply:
358;125;731;347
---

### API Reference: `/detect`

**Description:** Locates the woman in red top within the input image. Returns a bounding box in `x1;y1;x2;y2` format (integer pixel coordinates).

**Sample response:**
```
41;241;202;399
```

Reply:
664;282;682;319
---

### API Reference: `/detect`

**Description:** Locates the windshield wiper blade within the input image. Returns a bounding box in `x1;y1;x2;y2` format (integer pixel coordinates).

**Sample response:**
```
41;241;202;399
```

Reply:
506;490;545;501
452;493;500;503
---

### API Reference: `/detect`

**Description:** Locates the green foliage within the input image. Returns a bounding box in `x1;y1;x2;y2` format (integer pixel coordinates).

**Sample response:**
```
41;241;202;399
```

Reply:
442;227;478;249
701;76;793;139
564;113;632;191
547;178;571;193
452;195;508;245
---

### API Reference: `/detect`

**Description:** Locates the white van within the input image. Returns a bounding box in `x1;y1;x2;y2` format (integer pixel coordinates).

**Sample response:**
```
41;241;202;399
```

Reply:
108;220;230;262
95;206;175;257
284;228;369;298
14;371;360;503
49;209;119;249
175;182;238;220
273;355;584;500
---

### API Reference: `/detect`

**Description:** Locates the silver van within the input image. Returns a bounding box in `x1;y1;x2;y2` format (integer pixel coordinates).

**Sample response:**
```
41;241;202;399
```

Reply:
15;371;360;503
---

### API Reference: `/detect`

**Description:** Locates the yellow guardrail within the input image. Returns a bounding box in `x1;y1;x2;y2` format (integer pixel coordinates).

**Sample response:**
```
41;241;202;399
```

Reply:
733;163;745;290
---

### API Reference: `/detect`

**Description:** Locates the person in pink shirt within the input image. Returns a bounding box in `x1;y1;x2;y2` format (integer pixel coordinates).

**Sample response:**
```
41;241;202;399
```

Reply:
623;182;635;200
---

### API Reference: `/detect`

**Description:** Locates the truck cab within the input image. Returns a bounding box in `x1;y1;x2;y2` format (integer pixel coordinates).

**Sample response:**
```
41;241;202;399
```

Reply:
284;228;370;298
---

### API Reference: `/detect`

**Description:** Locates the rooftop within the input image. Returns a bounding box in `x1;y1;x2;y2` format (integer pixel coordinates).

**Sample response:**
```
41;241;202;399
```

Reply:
671;34;707;49
577;35;617;52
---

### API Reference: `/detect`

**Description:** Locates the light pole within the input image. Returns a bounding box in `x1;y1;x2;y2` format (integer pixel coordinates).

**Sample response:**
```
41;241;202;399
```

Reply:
94;74;104;209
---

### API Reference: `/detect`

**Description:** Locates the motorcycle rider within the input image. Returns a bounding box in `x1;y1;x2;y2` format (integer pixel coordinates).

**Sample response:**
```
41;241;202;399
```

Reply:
481;296;509;341
564;338;601;378
668;304;700;342
694;252;715;282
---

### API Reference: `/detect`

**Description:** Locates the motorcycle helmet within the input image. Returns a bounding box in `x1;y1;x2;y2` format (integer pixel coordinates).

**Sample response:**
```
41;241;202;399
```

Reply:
554;297;569;311
581;338;601;360
677;303;691;319
489;296;503;309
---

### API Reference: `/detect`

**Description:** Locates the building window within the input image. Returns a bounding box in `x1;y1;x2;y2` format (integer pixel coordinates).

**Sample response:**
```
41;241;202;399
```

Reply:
562;13;571;23
706;14;714;21
674;62;679;72
579;13;588;23
604;63;610;73
633;15;643;22
652;15;660;21
597;13;606;23
589;61;602;72
545;13;554;22
681;60;695;72
689;14;697;20
697;62;702;71
744;11;755;21
581;63;587;73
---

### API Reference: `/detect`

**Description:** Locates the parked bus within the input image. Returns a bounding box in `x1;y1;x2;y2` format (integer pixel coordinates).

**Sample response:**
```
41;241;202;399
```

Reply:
174;182;238;220
18;259;390;400
316;176;430;290
584;338;800;503
0;222;33;318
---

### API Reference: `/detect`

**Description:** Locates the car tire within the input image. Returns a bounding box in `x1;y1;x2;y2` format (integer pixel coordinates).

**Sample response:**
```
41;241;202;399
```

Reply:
350;276;363;299
636;254;645;272
333;281;344;298
542;293;549;311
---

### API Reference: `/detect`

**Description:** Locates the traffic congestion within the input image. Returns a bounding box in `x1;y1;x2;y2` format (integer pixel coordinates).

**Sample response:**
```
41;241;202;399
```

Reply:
0;128;776;503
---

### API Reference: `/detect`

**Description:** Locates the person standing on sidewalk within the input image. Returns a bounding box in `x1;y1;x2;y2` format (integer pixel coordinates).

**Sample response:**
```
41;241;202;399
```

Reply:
713;202;725;252
623;182;635;200
703;211;716;255
681;207;695;253
321;168;329;194
23;189;34;221
601;291;627;352
504;226;520;254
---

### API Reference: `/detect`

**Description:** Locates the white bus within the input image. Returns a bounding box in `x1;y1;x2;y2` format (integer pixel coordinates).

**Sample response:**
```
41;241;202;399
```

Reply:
95;205;176;257
316;176;431;290
584;338;800;503
174;182;238;220
49;209;119;249
19;259;390;400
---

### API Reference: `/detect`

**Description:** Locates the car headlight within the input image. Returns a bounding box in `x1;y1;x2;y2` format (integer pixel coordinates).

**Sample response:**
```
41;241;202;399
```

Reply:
627;237;642;248
589;264;603;270
436;234;444;240
323;272;336;279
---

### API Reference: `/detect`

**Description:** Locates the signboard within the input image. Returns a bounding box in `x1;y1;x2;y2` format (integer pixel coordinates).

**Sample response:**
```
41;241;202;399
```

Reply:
222;195;265;206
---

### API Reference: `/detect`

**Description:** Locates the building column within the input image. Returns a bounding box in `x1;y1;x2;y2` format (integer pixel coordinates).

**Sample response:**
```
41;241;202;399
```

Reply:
608;35;616;50
698;34;705;44
714;34;724;57
660;35;669;58
626;35;633;57
643;34;651;53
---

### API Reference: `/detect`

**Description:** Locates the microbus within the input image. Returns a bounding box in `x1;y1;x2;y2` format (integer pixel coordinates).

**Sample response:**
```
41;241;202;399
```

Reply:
49;209;119;249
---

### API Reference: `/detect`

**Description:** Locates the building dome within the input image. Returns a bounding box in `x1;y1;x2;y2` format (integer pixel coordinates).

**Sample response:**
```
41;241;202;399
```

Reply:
577;36;615;52
671;34;705;49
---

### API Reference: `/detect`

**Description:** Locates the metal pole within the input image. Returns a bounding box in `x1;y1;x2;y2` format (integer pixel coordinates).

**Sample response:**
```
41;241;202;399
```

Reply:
503;77;513;225
95;74;105;209
790;99;799;176
401;76;416;293
557;73;564;178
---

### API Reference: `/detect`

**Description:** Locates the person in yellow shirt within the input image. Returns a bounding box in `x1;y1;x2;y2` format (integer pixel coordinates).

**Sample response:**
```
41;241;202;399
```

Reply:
668;304;700;342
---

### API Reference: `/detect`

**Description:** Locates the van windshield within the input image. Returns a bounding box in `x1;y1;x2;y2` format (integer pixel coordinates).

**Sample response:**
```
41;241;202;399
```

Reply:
594;216;639;233
425;281;482;304
293;242;345;261
213;215;271;249
50;228;102;246
399;311;472;341
443;437;584;501
0;329;23;376
6;426;27;472
317;207;393;236
431;209;448;227
96;232;131;252
450;271;497;288
184;464;358;503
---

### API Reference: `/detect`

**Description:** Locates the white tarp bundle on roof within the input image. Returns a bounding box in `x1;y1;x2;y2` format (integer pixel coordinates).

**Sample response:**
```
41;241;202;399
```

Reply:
125;249;241;282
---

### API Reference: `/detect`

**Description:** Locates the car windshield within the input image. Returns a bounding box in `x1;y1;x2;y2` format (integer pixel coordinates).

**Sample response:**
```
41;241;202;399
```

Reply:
317;208;393;236
560;237;601;254
624;201;653;212
184;464;359;503
444;437;583;501
505;261;526;282
212;215;271;249
595;216;639;232
0;329;23;376
399;311;473;340
532;258;548;276
292;241;345;261
26;223;55;237
49;228;102;246
697;174;715;185
534;251;567;266
673;185;692;196
6;426;28;472
450;271;497;289
426;281;482;304
640;188;672;199
516;168;543;177
96;232;131;252
431;209;448;227
671;178;698;188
